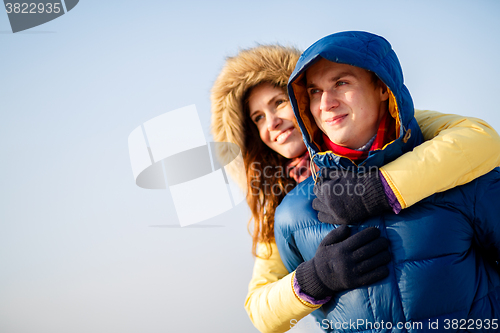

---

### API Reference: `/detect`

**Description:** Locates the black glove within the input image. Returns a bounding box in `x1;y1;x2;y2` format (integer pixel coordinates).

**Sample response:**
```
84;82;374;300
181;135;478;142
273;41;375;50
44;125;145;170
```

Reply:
295;225;390;300
312;168;392;225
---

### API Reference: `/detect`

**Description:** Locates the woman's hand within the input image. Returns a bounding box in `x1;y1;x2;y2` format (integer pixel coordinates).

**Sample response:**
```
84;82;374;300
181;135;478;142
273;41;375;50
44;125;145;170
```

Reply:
313;168;392;225
295;225;391;299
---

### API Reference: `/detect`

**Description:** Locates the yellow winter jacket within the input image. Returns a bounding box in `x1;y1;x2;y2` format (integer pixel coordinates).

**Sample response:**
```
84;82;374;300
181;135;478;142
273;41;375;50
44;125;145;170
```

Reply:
245;110;500;333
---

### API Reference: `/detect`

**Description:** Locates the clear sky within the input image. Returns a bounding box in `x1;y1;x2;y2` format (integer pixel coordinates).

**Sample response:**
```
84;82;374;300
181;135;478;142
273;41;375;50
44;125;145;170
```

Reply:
1;1;500;332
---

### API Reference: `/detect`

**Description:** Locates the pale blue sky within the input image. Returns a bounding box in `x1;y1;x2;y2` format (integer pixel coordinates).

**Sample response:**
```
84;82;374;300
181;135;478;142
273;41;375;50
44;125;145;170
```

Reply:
1;1;500;332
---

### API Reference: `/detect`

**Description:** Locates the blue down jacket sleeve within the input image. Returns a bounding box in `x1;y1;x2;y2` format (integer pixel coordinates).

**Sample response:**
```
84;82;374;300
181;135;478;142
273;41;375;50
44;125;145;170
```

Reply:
472;168;500;264
274;177;328;273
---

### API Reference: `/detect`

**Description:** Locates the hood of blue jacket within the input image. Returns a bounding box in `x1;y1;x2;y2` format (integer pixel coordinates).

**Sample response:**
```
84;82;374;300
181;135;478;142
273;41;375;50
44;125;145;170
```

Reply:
288;31;423;171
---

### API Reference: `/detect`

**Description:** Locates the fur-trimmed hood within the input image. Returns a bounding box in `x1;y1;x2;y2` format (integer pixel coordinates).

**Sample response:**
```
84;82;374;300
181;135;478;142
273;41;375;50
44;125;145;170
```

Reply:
210;45;301;191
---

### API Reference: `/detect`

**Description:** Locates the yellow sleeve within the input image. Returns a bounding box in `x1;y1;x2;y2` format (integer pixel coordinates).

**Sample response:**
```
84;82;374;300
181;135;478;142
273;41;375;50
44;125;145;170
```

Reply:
380;109;500;208
245;242;321;333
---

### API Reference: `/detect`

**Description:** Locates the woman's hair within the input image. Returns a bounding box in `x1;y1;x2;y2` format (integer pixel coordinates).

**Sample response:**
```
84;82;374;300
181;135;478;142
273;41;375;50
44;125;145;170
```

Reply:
242;84;297;257
211;45;302;258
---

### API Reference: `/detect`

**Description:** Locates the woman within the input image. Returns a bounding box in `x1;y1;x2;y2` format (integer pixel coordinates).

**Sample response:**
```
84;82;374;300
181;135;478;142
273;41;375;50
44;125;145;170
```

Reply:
210;45;500;333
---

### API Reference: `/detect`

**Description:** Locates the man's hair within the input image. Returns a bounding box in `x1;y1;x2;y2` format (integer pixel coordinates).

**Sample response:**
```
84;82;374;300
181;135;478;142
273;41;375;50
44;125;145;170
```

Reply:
368;70;381;87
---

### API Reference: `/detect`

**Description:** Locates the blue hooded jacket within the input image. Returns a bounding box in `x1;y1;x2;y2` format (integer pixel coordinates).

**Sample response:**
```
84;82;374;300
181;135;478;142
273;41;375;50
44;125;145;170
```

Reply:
274;31;500;332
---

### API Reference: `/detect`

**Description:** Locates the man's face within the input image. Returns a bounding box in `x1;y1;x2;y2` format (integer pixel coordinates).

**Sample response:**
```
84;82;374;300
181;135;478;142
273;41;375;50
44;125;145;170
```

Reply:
306;59;389;149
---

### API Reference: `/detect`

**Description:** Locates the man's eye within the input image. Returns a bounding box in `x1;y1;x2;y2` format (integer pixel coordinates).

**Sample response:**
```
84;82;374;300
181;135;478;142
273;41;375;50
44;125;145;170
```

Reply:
336;81;347;87
276;99;288;108
309;89;321;95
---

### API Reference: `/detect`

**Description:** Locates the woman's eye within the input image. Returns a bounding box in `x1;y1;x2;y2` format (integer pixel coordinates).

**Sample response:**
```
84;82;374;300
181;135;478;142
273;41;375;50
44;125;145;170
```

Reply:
308;89;320;96
253;115;264;123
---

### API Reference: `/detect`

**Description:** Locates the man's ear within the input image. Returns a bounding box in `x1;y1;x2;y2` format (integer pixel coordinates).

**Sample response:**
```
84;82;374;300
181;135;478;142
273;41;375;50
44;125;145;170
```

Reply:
378;81;389;101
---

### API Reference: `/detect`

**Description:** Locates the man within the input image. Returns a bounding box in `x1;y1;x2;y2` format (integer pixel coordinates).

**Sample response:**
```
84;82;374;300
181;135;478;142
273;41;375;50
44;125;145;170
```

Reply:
274;31;500;331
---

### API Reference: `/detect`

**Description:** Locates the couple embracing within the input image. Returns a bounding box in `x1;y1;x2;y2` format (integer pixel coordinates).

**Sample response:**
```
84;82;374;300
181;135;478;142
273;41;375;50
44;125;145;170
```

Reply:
211;31;500;333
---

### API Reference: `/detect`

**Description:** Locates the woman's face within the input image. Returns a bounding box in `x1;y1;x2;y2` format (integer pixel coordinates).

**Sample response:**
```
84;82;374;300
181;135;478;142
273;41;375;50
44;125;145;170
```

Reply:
247;83;307;159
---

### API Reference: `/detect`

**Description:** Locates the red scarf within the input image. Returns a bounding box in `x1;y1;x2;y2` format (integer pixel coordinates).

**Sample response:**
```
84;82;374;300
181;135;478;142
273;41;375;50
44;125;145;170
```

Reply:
322;112;396;163
287;151;312;183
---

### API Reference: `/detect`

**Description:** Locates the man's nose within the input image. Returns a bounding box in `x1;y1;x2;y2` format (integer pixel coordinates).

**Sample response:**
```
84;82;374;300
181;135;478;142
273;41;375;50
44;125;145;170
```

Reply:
320;91;339;112
267;113;283;131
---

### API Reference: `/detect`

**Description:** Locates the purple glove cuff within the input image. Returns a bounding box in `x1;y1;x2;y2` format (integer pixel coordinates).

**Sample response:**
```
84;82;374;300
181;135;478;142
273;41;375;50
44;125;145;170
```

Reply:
293;274;331;305
379;171;402;214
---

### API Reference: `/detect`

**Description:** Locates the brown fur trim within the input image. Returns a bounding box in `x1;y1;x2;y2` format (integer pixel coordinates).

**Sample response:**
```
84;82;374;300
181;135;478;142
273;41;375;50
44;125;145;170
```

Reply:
210;45;301;190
